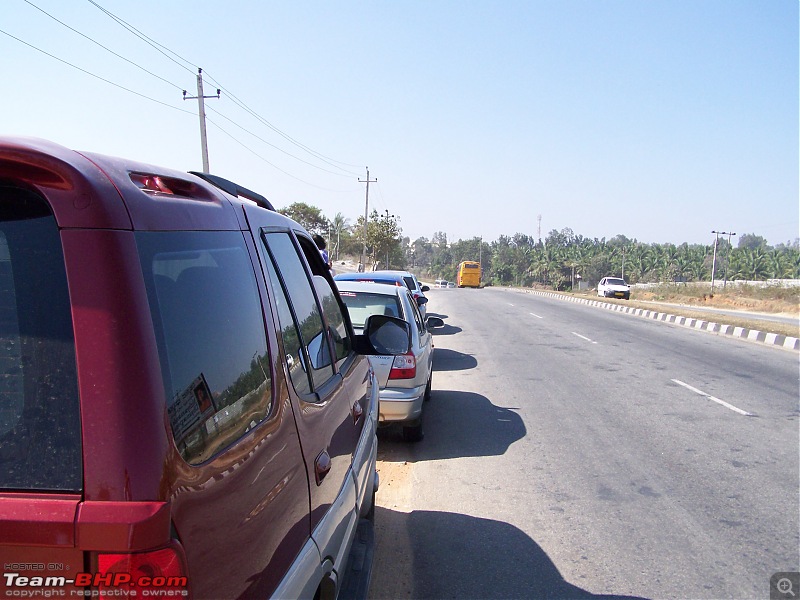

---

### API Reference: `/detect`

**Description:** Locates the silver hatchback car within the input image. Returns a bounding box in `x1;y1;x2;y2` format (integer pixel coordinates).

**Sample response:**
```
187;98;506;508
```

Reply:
337;281;443;441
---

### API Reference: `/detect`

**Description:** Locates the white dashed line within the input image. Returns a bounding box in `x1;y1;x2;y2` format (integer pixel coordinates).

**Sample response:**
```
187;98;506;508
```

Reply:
572;332;597;344
529;312;543;319
671;379;752;416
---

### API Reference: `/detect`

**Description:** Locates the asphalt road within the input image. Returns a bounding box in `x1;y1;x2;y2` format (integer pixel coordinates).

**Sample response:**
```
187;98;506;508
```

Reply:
368;286;799;600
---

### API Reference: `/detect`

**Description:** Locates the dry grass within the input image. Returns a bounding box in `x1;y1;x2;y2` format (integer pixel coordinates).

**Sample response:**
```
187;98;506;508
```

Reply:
542;283;800;340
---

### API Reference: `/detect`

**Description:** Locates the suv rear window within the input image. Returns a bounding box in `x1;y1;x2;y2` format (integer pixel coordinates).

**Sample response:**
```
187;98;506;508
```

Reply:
0;185;82;492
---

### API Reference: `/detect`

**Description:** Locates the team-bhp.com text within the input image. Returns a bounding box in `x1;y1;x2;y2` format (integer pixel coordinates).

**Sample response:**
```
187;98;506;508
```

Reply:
4;572;188;597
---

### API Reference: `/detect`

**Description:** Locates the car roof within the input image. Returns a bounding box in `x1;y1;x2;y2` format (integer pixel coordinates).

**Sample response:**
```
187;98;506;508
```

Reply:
334;272;407;284
335;280;407;296
0;136;305;233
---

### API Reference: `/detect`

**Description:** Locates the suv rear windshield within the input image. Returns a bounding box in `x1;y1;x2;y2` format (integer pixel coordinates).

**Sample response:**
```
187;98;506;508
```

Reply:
0;185;82;492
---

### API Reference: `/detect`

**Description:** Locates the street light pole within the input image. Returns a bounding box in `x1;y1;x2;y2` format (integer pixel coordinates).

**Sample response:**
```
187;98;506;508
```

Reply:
710;230;732;295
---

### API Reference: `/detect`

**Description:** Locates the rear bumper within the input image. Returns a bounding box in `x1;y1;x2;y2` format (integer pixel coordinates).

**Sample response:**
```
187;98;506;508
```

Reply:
378;384;425;423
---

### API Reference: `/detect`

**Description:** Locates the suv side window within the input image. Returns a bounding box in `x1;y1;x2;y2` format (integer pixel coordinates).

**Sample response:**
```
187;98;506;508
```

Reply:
0;185;82;491
262;232;335;396
138;231;273;465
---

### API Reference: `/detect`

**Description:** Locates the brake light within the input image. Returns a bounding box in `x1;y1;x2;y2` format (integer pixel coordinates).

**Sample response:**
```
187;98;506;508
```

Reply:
388;352;416;380
130;173;174;194
93;543;189;598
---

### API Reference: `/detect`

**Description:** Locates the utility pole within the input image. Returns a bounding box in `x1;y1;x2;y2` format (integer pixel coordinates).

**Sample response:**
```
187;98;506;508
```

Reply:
183;68;220;173
358;167;376;272
710;230;732;295
723;231;737;289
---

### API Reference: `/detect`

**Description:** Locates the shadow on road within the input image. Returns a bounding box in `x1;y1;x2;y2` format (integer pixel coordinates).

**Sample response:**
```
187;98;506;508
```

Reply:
378;391;525;461
370;506;650;600
426;312;449;320
431;322;462;336
431;348;476;370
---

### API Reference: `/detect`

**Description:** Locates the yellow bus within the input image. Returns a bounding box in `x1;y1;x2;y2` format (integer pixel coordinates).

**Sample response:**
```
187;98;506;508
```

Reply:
456;261;481;288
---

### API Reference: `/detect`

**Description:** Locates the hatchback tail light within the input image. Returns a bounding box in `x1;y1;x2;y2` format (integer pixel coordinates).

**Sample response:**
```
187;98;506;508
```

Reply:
92;542;189;598
389;352;416;380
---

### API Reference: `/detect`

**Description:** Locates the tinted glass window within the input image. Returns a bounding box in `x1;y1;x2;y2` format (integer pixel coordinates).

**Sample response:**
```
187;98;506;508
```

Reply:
138;231;272;465
339;291;402;328
0;186;81;491
263;253;312;396
263;232;334;394
313;276;350;368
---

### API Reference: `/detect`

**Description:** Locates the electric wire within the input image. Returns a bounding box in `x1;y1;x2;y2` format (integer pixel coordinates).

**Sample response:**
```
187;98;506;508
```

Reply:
85;0;196;77
85;0;365;175
205;105;354;178
205;116;360;193
0;28;194;116
22;0;184;92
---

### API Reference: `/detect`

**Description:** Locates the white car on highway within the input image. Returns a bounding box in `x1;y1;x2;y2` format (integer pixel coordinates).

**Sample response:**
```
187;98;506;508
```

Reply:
597;276;631;300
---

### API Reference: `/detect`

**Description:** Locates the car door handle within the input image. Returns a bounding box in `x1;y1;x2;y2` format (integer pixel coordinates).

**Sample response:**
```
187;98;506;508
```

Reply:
352;400;363;424
315;450;331;486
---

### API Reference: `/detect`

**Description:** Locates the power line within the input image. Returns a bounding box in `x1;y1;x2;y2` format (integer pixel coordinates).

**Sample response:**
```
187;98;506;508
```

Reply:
85;0;196;77
85;0;363;175
206;117;359;193
0;28;194;115
205;105;355;178
22;0;184;92
201;71;363;175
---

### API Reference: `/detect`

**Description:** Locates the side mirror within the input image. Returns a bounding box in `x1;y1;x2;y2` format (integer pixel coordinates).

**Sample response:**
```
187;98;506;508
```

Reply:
420;285;430;292
426;316;444;328
416;296;429;306
364;315;411;355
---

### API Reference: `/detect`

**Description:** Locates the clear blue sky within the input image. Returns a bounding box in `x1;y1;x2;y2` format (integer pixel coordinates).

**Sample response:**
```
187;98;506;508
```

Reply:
4;0;798;247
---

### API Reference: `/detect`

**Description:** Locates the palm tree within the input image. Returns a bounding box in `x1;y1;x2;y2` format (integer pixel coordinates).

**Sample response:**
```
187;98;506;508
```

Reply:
330;212;350;260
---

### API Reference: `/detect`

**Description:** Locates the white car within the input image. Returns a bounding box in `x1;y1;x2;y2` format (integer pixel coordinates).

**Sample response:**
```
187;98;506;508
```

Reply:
597;276;631;300
337;281;443;441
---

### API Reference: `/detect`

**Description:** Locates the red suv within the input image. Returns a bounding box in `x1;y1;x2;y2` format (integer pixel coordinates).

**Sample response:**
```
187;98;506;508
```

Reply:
0;137;409;599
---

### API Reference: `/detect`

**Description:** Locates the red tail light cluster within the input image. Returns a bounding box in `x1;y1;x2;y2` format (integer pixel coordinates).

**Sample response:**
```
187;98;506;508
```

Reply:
94;543;189;598
389;352;416;380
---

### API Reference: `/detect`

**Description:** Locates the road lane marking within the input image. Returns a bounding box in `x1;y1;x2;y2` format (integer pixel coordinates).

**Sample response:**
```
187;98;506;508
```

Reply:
671;379;752;416
572;332;597;344
507;303;515;306
529;312;543;319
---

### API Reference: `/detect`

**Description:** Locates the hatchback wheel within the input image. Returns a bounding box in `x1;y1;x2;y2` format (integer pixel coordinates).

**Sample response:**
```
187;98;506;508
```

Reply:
423;375;432;402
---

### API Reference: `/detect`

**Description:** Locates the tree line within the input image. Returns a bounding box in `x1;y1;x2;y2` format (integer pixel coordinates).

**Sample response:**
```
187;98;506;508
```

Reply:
278;202;799;288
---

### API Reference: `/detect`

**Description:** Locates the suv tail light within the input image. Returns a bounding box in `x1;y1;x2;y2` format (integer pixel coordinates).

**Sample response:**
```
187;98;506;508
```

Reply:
389;352;416;380
93;543;190;598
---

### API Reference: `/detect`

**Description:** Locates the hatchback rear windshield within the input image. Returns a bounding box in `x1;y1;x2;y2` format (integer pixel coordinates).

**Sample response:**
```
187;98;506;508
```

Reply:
338;291;402;328
0;185;82;492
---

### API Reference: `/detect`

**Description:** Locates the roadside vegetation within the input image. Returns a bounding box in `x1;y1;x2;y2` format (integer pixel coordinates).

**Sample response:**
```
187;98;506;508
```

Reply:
278;203;798;335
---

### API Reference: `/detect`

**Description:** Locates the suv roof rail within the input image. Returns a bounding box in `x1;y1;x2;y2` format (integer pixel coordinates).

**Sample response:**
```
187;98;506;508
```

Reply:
189;171;274;211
